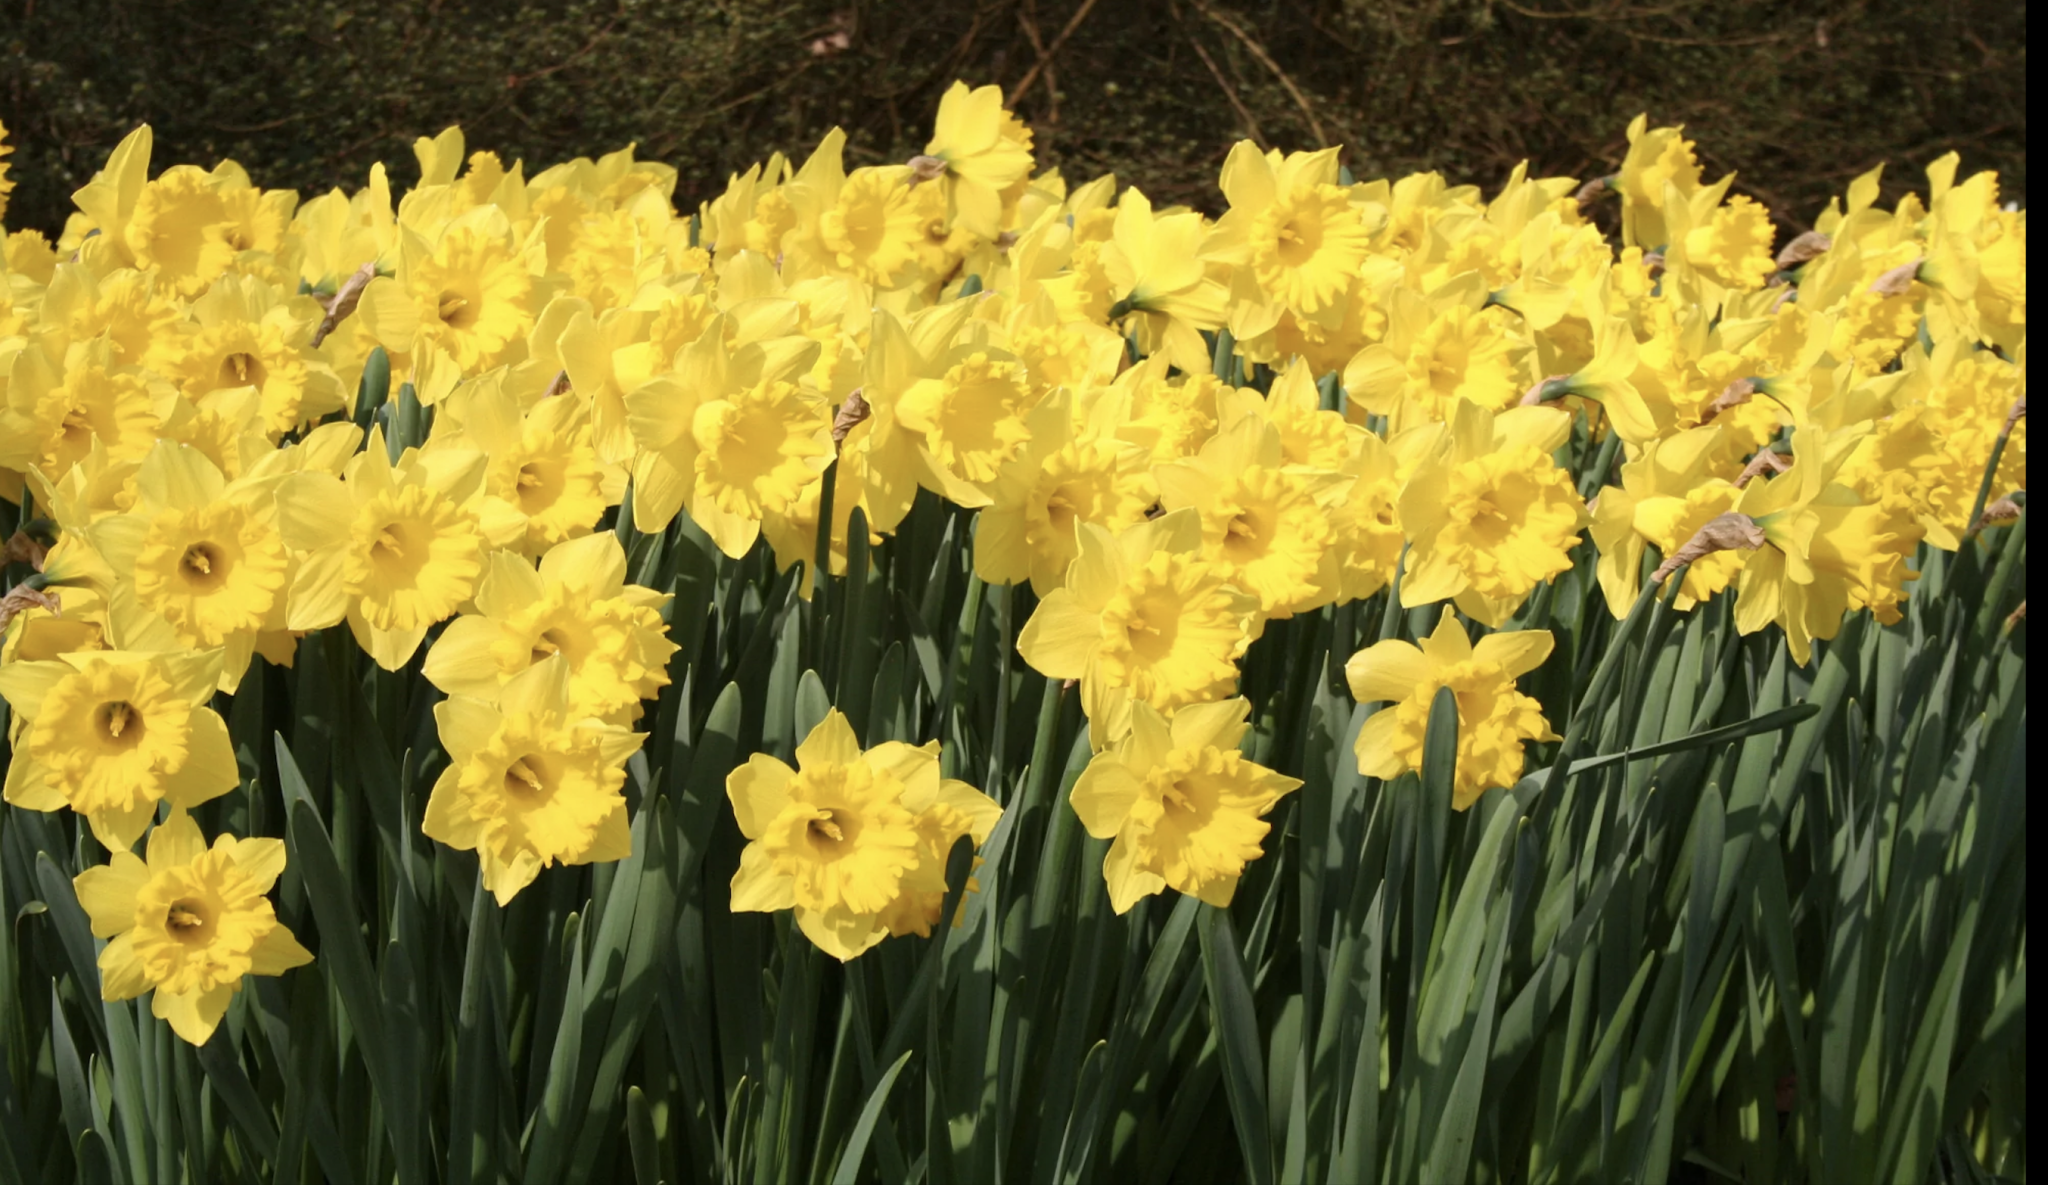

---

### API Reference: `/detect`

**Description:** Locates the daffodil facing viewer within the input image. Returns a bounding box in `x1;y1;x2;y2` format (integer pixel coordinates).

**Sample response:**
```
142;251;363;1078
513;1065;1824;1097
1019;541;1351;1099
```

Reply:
727;710;1001;961
1070;698;1299;913
72;808;312;1045
0;649;238;850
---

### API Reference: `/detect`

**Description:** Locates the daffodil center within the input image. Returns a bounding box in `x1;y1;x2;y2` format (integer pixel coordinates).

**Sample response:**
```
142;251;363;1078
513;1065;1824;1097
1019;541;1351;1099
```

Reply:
165;898;213;942
503;754;552;801
1223;509;1265;559
368;518;424;575
438;291;476;329
529;628;574;664
807;809;847;846
96;700;145;749
178;541;230;590
217;351;266;389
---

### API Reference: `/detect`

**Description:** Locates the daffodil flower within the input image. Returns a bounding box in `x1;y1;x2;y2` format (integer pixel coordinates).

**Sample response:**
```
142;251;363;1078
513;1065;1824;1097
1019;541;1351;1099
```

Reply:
1070;697;1299;913
973;387;1155;595
0;649;237;850
1017;509;1261;748
424;656;645;905
919;81;1034;242
1101;188;1229;375
1398;400;1585;626
73;808;312;1045
276;427;486;669
423;532;676;725
82;441;293;692
1347;608;1558;810
1155;413;1348;619
726;709;1001;960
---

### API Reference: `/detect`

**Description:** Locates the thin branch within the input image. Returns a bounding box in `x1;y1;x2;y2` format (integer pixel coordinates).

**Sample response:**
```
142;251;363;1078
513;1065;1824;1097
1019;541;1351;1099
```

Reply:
1173;0;1266;149
1007;0;1104;109
1184;0;1327;145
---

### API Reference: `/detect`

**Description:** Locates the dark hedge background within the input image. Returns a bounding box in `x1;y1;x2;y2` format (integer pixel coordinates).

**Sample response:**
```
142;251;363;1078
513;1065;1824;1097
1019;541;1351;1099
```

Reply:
0;0;2027;237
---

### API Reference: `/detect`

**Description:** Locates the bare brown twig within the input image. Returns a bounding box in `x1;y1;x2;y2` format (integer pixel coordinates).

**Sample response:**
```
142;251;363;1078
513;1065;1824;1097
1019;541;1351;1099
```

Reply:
1184;0;1328;145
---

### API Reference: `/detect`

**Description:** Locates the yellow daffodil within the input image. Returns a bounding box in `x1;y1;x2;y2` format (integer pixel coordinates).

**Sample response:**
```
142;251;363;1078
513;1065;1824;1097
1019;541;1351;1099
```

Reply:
1210;143;1371;319
1398;401;1584;626
919;82;1034;242
361;213;538;373
1070;697;1299;913
1343;294;1533;430
0;337;161;482
624;327;828;555
434;370;618;557
123;165;241;298
0;649;237;850
1678;194;1777;292
1017;509;1260;748
788;129;925;289
73;808;312;1045
1327;429;1411;604
424;656;644;905
1614;115;1706;251
422;533;676;725
276;428;486;669
1728;426;1914;665
1093;357;1231;467
974;388;1155;595
1155;413;1347;619
1101;188;1229;374
727;709;1000;960
1347;607;1557;810
162;274;345;438
1590;424;1745;616
84;441;292;692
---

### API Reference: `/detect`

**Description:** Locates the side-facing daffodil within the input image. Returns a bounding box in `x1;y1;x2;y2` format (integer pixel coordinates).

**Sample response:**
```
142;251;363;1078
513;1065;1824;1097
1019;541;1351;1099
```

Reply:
1346;608;1557;810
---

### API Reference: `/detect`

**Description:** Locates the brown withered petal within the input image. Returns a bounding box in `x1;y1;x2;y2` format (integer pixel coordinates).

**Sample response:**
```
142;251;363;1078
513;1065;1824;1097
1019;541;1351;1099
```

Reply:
1652;511;1766;583
0;583;61;632
1573;175;1609;209
311;261;378;348
1774;230;1832;269
832;388;871;447
1735;448;1793;488
1978;496;2022;526
907;155;948;184
1868;258;1922;297
1700;377;1756;423
2;531;49;571
544;369;573;398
